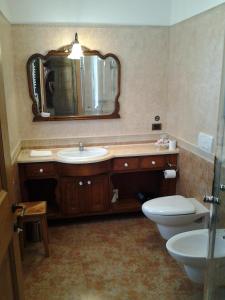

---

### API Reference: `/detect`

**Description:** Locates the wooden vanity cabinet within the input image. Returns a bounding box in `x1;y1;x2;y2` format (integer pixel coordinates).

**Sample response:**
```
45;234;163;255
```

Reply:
18;153;178;219
57;161;111;216
110;154;178;212
60;174;110;216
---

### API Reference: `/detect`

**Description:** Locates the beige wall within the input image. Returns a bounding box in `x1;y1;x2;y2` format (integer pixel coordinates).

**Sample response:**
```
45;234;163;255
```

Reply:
12;5;225;151
12;25;169;143
0;12;20;157
167;5;225;199
176;148;214;203
167;4;225;149
1;7;225;202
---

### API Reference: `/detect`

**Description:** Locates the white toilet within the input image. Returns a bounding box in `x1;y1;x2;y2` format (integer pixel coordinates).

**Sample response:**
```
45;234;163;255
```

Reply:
166;229;225;284
142;195;209;240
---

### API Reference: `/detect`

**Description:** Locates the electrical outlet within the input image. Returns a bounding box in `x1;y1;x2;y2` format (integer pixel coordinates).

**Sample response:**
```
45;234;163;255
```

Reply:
152;123;162;130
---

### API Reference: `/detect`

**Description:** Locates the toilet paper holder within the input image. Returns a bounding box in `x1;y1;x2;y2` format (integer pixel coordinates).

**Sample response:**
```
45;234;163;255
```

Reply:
167;162;178;172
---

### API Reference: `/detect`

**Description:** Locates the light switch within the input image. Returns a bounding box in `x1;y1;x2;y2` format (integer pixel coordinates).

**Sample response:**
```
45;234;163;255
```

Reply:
198;132;214;153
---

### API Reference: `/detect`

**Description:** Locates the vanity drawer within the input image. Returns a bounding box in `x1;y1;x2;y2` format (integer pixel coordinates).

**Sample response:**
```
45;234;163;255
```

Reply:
112;157;140;171
24;163;56;178
57;160;111;177
140;156;166;170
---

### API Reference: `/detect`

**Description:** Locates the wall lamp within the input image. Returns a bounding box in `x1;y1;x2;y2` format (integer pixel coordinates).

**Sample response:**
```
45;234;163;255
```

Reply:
68;32;83;59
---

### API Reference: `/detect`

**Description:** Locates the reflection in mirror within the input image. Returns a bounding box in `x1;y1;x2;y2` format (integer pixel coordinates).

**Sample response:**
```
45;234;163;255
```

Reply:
27;49;120;121
81;56;118;115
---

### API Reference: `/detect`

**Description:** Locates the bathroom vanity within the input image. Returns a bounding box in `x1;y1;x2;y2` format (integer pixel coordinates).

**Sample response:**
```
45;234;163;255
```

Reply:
17;144;178;220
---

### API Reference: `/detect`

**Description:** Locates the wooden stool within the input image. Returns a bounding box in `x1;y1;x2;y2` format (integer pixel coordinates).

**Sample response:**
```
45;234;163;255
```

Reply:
17;201;50;258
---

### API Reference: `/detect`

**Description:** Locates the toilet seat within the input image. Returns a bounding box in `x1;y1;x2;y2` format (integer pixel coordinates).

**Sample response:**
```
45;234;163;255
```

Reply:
142;195;196;216
142;195;209;240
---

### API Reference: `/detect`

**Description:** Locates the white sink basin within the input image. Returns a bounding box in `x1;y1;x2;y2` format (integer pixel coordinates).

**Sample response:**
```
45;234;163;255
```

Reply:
57;147;108;162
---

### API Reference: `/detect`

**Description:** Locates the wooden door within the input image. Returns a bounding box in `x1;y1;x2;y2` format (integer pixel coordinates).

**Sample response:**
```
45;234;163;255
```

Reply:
0;173;22;300
0;42;24;299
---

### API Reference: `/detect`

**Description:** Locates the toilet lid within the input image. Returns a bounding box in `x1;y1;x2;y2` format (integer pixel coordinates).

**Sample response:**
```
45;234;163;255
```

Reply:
143;195;195;216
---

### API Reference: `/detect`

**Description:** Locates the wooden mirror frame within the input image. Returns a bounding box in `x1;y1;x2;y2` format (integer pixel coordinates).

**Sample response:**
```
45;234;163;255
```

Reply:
27;46;121;121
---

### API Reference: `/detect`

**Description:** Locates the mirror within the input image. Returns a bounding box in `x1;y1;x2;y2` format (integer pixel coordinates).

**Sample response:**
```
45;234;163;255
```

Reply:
27;46;120;121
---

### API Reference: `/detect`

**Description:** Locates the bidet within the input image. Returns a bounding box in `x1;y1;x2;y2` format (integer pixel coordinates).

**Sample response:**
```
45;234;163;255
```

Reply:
166;229;225;284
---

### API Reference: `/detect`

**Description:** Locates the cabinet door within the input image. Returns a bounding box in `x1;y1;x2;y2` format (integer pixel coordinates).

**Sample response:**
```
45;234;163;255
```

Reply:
60;177;80;215
60;175;110;216
87;174;110;213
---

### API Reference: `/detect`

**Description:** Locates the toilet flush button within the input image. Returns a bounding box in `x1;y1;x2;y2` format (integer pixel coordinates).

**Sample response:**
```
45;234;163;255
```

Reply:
198;132;214;153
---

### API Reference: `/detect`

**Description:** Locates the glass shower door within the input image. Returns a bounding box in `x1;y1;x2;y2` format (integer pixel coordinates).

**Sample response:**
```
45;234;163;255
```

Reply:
204;45;225;299
204;160;225;299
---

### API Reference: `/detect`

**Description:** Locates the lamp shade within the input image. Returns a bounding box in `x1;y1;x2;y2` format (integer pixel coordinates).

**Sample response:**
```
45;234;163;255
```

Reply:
68;33;83;59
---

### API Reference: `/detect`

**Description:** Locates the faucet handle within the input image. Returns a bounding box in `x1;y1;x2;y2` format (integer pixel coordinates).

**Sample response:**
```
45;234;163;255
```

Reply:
79;142;84;151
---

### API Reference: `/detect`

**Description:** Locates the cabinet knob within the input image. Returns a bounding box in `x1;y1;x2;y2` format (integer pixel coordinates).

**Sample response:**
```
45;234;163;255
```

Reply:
79;181;83;186
87;180;92;185
151;161;156;165
39;168;44;173
124;162;129;167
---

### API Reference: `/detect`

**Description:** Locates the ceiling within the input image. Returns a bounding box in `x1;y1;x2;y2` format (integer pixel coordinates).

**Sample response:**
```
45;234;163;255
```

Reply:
0;0;224;25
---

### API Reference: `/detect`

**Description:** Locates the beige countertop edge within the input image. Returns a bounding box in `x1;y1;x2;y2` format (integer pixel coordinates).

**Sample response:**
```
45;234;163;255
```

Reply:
17;143;179;164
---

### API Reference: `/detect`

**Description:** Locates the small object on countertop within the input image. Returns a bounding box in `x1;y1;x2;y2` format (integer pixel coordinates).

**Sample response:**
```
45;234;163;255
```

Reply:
30;150;52;157
155;134;169;146
169;140;177;151
155;137;169;148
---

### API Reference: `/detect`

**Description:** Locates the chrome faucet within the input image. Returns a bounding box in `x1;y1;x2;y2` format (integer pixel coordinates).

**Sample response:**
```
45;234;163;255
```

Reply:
79;142;84;151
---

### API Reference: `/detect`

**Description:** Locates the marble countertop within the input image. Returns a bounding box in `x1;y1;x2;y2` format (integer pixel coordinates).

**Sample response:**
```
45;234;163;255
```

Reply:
17;143;179;164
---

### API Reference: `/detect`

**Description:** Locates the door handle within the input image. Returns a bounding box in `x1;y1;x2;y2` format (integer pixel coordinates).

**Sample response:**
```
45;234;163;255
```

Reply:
13;223;23;234
220;184;225;191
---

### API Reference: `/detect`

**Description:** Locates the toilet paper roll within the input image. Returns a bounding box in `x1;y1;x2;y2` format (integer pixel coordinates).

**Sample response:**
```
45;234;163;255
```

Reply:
169;140;177;151
164;169;176;179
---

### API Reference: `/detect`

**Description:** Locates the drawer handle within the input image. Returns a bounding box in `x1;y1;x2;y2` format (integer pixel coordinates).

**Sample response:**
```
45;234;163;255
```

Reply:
79;181;83;186
87;180;92;185
151;161;156;165
39;168;44;173
124;162;129;167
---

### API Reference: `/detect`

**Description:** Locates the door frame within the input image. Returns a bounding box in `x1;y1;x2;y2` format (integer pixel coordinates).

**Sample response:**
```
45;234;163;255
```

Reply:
0;37;24;300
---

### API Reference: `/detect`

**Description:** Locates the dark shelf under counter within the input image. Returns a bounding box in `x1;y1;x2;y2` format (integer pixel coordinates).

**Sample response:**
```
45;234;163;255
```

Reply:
111;198;141;213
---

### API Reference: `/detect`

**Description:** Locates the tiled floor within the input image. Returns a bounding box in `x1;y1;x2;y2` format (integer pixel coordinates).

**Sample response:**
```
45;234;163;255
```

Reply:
22;215;203;300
